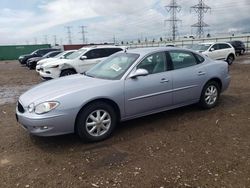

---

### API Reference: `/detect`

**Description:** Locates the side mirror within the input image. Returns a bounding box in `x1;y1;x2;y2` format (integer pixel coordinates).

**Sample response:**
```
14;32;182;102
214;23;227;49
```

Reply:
210;48;215;52
129;69;149;79
80;56;87;60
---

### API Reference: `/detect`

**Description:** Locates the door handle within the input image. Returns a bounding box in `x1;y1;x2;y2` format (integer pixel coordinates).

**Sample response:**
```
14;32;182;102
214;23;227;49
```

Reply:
160;78;169;83
198;71;206;76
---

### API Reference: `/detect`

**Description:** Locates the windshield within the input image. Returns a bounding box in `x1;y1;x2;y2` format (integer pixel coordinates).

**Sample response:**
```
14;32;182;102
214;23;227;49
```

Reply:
31;50;38;55
54;51;65;58
66;49;87;59
191;44;211;51
85;53;140;80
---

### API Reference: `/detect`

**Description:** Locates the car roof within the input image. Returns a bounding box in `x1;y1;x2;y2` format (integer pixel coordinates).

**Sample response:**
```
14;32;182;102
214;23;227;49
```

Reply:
80;45;125;50
125;47;184;56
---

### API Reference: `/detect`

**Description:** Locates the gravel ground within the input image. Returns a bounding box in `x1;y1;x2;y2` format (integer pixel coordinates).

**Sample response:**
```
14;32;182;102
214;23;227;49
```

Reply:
0;57;250;188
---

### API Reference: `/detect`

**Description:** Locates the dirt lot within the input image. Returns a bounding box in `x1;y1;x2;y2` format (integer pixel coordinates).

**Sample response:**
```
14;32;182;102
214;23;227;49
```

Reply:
0;57;250;188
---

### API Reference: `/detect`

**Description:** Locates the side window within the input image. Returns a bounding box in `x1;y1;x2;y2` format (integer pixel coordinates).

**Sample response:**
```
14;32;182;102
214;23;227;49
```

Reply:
194;53;205;64
105;48;123;56
211;44;219;51
219;44;231;49
137;52;167;74
169;51;198;70
85;49;104;59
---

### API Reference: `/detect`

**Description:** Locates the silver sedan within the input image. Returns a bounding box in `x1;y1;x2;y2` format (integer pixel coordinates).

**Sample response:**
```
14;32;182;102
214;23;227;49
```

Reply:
16;47;230;142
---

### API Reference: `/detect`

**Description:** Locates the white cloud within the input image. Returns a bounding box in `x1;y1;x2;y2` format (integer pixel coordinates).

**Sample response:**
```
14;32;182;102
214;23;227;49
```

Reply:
0;0;250;44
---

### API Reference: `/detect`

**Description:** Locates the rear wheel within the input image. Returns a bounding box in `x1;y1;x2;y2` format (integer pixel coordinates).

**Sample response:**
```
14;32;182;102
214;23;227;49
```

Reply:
76;102;117;142
60;69;76;77
226;54;234;65
200;81;220;109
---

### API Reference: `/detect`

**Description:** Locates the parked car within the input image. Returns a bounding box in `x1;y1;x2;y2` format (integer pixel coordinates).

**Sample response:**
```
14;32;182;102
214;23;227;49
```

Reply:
18;48;60;65
16;47;230;142
191;42;236;65
36;50;76;72
27;51;62;70
227;40;246;55
39;46;125;79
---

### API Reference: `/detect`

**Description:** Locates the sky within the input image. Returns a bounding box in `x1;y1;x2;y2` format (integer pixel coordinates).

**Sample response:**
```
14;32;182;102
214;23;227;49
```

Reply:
0;0;249;45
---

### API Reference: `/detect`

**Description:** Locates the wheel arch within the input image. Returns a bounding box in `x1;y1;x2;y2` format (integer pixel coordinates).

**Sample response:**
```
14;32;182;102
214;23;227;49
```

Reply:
203;78;222;93
60;63;77;72
74;98;121;133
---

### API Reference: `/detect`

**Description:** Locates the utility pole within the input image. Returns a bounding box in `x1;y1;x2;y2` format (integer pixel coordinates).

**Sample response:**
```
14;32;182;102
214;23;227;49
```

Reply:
79;26;87;44
34;37;37;44
65;26;72;44
191;0;211;38
53;35;57;45
113;35;116;44
44;35;48;44
165;0;181;41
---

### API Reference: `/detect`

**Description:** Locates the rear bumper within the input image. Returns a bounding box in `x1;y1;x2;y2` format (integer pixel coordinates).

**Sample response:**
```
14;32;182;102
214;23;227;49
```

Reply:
222;75;231;93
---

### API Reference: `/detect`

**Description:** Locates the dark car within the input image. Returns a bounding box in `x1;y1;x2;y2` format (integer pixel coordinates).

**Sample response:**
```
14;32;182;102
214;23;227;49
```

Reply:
18;48;60;65
27;51;62;70
227;41;246;55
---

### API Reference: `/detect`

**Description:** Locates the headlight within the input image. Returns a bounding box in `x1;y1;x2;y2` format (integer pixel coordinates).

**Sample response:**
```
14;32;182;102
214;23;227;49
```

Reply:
31;102;59;114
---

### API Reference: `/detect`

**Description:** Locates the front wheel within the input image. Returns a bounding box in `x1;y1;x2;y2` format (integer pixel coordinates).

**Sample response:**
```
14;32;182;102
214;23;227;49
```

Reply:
226;54;234;65
200;81;220;109
76;102;117;142
60;69;76;77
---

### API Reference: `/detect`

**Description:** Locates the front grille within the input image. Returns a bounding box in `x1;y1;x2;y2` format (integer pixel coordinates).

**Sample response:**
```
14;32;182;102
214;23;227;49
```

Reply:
18;101;25;113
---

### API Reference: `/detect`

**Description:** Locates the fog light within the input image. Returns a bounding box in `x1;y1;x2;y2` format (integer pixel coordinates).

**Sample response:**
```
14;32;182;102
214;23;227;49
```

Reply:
41;126;49;130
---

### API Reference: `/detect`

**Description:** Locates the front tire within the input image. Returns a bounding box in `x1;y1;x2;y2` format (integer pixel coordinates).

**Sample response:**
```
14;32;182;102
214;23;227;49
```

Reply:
200;81;220;109
76;102;117;142
226;54;234;65
60;69;76;77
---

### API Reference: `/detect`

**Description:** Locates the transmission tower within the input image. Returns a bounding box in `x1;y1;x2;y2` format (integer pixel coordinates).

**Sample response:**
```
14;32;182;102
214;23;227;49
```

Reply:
191;0;211;38
79;26;87;44
53;35;57;45
65;26;72;44
165;0;181;41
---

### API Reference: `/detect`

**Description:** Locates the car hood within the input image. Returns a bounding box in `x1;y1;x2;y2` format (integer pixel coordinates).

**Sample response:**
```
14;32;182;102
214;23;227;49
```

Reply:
42;59;71;68
19;74;114;106
28;57;42;62
37;58;57;65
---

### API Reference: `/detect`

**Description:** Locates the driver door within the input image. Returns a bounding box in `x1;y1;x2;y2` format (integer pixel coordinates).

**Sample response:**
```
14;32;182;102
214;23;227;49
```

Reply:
124;52;173;117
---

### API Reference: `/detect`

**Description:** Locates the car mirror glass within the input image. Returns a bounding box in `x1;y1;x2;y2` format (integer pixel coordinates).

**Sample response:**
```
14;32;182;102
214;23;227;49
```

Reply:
129;68;149;79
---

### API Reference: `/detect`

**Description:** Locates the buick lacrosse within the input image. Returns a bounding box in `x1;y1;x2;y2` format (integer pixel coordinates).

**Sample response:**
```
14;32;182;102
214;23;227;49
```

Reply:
16;47;230;142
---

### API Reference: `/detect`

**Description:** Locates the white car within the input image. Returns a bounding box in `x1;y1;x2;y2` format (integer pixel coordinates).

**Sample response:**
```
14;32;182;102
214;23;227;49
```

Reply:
36;50;76;72
39;46;125;79
191;42;236;65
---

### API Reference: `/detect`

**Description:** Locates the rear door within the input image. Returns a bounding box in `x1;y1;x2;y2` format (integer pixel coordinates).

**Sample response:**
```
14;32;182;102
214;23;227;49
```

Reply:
124;52;173;117
169;50;207;105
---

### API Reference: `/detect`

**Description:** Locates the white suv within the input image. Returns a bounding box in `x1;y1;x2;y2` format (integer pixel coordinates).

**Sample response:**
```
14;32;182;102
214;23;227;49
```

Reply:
192;42;236;65
39;46;125;79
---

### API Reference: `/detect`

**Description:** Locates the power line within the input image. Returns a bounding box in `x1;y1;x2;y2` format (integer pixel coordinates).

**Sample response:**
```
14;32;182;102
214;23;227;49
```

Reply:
165;0;181;41
191;0;211;38
79;26;87;44
65;26;72;44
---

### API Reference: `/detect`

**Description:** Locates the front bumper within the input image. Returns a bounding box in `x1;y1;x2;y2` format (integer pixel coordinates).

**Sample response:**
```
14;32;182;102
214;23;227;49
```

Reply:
39;68;60;79
16;105;75;136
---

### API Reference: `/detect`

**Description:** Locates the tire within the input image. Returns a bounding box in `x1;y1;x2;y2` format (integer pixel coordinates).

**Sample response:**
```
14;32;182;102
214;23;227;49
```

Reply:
76;102;117;142
240;49;245;55
226;54;234;65
60;69;76;77
200;81;220;109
